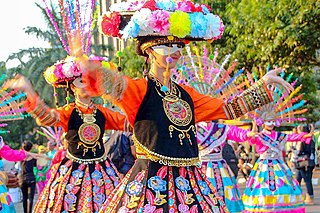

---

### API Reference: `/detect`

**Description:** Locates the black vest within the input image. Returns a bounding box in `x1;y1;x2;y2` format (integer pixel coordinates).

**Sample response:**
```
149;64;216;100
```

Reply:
65;108;105;159
134;77;198;158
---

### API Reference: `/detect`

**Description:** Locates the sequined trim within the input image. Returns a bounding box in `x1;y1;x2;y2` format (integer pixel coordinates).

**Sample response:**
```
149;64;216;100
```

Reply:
132;134;200;167
66;150;107;164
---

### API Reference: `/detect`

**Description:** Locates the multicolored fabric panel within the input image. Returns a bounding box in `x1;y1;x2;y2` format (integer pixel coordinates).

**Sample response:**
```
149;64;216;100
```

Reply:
202;160;243;213
33;158;121;213
100;159;229;213
0;179;15;213
242;158;305;213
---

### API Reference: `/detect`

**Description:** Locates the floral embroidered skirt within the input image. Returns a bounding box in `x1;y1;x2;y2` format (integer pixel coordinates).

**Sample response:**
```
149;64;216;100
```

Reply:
99;159;229;213
0;180;15;213
202;159;244;213
33;157;121;213
242;158;305;213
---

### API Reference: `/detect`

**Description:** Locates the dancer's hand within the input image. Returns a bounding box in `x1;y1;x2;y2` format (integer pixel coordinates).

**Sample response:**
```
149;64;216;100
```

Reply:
261;68;294;92
247;121;258;138
3;74;36;96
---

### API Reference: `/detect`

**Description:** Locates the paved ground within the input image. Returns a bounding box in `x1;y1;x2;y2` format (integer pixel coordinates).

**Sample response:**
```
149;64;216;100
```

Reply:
13;169;320;212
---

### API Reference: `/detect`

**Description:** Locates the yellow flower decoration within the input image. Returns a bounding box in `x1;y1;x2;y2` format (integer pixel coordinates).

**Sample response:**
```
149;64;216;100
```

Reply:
169;11;191;38
43;65;58;84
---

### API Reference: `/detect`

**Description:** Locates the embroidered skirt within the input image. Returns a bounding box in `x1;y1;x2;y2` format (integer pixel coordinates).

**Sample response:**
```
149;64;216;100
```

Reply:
242;158;305;213
202;159;243;213
0;180;15;213
33;157;121;213
99;159;229;213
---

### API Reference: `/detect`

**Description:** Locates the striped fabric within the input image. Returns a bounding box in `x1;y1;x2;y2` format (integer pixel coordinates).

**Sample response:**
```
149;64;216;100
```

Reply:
242;158;305;213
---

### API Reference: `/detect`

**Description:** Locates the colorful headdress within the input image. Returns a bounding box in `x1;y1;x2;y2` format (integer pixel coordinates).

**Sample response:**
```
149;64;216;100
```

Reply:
42;0;114;88
99;0;224;56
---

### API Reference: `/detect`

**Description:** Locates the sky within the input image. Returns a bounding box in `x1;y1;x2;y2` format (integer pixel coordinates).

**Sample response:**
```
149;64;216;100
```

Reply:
0;1;49;68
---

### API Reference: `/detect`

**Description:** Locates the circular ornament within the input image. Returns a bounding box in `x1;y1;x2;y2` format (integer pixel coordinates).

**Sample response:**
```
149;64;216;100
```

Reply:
78;123;101;144
163;98;192;126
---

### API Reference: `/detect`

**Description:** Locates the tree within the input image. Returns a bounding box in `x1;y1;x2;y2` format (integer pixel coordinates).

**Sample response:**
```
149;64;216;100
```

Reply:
214;0;320;122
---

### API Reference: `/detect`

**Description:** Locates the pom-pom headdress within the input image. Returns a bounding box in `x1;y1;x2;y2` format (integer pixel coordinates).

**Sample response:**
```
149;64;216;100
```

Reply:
42;0;114;88
99;0;224;56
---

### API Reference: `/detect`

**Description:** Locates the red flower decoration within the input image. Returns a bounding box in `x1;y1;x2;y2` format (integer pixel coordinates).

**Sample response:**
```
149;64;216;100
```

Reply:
100;12;121;37
194;4;203;12
142;0;158;11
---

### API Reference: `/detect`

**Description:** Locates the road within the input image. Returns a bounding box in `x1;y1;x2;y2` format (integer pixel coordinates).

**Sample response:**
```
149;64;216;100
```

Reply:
13;169;320;212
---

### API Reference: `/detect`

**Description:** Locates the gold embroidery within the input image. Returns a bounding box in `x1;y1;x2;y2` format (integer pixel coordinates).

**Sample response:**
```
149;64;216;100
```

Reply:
76;106;101;156
132;135;200;167
149;75;194;145
168;125;196;145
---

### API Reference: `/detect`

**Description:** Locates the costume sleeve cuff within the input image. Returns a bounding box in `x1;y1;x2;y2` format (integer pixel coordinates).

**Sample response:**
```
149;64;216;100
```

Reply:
223;79;273;119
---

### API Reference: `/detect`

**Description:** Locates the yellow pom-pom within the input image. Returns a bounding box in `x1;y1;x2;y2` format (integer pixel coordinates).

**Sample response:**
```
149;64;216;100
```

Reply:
43;66;58;84
169;11;191;38
101;61;111;69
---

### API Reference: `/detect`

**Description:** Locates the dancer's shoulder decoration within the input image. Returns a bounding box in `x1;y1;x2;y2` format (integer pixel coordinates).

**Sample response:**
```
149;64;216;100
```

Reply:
172;46;244;100
37;126;63;148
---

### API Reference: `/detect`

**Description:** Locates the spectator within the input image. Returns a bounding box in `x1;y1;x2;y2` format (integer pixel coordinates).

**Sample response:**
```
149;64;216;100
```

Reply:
295;124;316;205
21;141;37;213
104;130;135;175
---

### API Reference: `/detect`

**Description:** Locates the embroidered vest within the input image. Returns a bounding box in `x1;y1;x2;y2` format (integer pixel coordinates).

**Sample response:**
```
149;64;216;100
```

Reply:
134;77;198;159
65;107;105;159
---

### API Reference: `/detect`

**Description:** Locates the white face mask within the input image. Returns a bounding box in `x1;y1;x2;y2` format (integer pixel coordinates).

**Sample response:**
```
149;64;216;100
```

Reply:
72;77;85;88
152;44;182;56
264;121;275;126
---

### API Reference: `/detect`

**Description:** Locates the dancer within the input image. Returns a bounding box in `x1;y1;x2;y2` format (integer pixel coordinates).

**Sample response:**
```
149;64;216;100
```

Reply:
33;145;49;195
3;1;126;212
197;121;255;212
0;136;37;213
82;0;293;212
242;89;313;212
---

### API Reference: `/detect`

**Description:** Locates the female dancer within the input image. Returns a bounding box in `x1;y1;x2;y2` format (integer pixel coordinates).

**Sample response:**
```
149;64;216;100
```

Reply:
197;121;255;212
82;0;293;212
3;1;127;212
242;107;313;212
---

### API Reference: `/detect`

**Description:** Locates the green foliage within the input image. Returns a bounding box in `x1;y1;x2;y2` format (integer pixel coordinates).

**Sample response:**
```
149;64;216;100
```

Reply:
111;41;144;78
209;0;320;123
